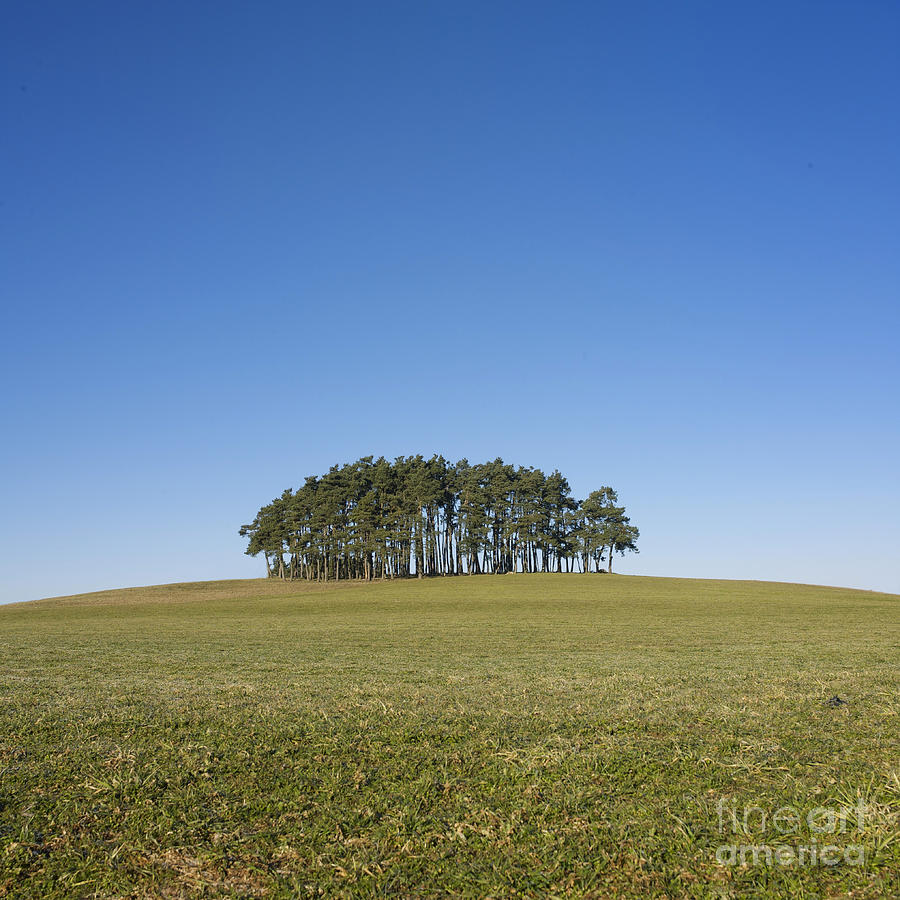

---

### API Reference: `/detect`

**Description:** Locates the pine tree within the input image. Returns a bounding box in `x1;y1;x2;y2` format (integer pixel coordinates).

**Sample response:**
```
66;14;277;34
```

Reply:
239;456;639;581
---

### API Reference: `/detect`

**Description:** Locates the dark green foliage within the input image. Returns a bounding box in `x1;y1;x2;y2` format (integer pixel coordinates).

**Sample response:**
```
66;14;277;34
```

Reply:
240;456;640;580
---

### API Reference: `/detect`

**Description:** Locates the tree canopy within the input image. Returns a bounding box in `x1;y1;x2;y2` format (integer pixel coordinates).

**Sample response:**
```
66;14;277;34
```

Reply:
240;455;639;581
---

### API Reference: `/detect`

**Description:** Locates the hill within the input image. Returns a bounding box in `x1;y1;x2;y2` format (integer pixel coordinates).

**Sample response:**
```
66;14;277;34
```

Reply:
1;575;898;897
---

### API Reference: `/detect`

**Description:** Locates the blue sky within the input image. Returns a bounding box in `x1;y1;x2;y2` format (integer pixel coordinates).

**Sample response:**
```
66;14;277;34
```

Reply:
2;1;898;602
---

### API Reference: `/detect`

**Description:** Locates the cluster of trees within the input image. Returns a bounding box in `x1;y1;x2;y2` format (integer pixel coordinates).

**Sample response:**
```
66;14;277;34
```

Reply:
240;455;639;581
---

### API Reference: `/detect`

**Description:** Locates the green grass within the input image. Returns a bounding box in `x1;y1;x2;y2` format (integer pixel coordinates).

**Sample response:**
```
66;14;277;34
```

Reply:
1;574;898;898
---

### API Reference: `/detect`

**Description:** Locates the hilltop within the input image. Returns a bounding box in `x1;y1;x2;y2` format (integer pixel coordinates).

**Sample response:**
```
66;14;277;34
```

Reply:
21;571;899;609
1;575;897;898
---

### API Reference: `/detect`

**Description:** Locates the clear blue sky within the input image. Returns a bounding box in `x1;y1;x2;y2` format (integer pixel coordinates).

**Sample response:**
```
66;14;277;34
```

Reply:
2;1;898;603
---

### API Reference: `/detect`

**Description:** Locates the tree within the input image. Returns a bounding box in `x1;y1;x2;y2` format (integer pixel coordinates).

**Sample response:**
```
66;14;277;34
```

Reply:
239;456;639;580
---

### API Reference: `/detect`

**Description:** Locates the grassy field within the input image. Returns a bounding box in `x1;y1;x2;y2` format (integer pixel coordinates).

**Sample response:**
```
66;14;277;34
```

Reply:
0;574;898;898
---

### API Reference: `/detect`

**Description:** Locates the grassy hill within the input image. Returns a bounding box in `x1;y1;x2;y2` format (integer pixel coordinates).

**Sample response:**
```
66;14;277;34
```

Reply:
1;575;898;897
